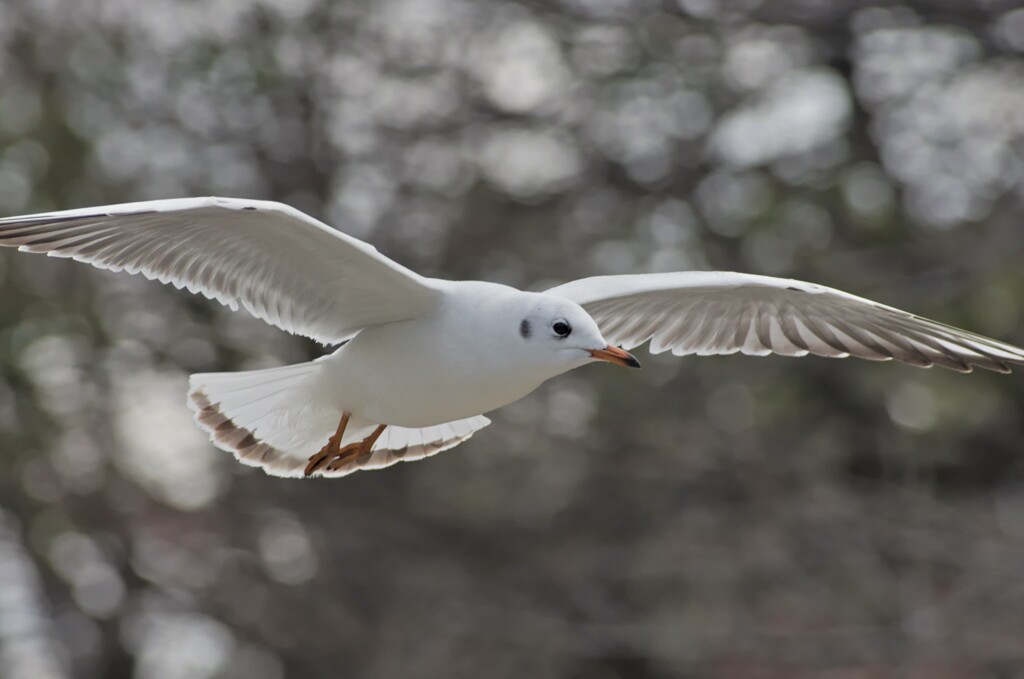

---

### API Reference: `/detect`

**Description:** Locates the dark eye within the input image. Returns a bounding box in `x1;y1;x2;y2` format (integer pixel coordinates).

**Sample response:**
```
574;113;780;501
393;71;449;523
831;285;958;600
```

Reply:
552;320;572;338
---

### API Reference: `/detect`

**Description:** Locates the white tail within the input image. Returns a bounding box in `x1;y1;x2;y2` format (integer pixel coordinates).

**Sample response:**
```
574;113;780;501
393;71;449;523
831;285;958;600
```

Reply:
188;361;490;478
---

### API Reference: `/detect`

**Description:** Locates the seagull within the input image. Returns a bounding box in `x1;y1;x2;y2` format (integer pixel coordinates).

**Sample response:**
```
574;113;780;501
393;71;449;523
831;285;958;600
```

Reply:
1;197;1022;479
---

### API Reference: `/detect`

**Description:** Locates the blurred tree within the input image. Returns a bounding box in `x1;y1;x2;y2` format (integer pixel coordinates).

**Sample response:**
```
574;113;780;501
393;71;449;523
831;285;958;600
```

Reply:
1;0;1023;677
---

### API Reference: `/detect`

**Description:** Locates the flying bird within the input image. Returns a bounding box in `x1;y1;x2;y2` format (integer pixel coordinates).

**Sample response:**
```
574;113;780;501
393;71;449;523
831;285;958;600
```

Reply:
1;197;1022;478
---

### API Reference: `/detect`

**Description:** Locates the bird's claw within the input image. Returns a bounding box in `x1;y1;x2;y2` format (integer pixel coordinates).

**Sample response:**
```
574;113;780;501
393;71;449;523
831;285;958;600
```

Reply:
324;442;372;471
306;441;372;475
304;419;386;476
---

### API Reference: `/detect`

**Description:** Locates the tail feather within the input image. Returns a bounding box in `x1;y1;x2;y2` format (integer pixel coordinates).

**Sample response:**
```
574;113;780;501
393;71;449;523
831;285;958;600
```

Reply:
190;390;303;476
188;361;331;477
187;361;490;479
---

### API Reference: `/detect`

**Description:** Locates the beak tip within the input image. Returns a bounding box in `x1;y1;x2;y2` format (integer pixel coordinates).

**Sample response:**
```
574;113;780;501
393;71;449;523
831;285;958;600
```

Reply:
588;345;642;369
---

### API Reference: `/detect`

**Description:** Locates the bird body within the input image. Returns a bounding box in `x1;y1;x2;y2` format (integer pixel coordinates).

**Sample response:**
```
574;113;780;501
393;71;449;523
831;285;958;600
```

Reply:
316;281;595;428
1;196;1022;479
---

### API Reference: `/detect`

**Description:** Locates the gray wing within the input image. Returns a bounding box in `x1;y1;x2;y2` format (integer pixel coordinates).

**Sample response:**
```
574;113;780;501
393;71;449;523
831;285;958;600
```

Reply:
548;272;1024;373
0;197;441;343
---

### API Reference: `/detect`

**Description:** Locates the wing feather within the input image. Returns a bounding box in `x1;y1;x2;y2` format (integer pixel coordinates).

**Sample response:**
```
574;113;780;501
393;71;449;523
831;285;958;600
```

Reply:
548;272;1024;374
0;197;441;343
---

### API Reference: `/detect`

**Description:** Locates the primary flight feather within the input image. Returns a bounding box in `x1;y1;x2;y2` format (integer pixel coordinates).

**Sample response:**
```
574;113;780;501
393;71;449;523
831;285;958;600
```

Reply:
1;198;1021;478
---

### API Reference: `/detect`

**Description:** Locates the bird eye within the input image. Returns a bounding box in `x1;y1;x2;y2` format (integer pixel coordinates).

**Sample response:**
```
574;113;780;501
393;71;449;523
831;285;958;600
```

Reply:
552;320;572;338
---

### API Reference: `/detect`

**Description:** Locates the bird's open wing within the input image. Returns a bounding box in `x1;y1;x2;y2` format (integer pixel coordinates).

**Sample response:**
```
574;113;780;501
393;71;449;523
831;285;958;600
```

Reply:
0;197;441;343
548;272;1024;373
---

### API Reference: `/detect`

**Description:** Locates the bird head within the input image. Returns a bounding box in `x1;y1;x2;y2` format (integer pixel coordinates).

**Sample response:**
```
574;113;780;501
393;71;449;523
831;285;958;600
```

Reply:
517;295;640;374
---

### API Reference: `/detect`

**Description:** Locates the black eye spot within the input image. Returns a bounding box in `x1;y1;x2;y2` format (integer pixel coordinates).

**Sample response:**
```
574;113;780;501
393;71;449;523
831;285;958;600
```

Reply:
553;320;571;338
519;319;531;339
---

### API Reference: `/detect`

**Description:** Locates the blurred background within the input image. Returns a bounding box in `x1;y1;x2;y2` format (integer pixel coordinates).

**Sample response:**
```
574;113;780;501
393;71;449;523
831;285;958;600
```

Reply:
1;0;1024;676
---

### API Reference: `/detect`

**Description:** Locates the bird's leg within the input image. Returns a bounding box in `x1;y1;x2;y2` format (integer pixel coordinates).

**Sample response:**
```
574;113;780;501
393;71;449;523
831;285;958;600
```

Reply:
324;424;387;471
304;412;351;476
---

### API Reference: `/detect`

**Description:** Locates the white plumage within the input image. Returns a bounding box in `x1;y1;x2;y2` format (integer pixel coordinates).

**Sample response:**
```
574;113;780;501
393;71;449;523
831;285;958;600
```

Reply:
548;272;1024;373
1;198;1022;479
0;197;439;343
187;361;490;478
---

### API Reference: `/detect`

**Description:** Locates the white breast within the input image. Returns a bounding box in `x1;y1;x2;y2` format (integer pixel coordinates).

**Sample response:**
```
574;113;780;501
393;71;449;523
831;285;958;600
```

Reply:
314;282;553;427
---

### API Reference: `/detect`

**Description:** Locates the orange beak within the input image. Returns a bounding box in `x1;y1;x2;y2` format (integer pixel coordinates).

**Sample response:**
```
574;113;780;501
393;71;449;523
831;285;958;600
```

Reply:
588;345;641;368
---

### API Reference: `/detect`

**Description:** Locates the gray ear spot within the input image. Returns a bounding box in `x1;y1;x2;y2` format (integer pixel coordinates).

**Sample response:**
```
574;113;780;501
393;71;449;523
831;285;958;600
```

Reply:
519;319;531;339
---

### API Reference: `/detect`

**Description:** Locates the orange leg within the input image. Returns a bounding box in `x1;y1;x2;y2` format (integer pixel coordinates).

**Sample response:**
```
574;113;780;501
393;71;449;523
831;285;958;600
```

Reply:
325;424;387;472
304;414;387;477
304;412;350;476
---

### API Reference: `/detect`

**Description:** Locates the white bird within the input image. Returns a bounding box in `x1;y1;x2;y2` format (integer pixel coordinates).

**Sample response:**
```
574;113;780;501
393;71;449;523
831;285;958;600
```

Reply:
1;197;1022;479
